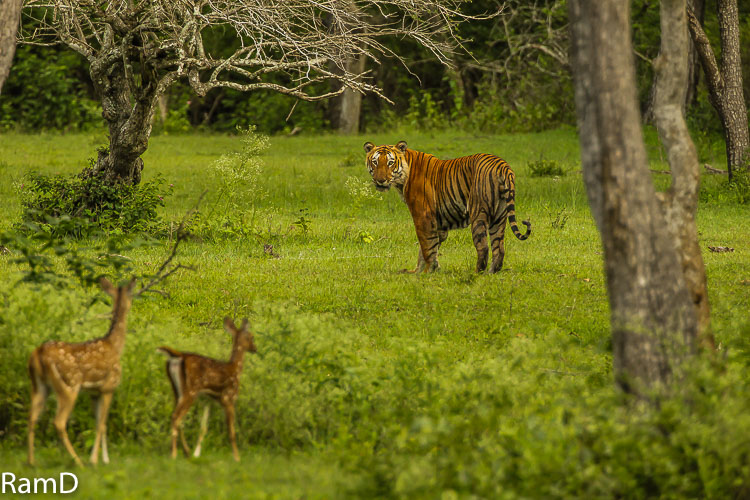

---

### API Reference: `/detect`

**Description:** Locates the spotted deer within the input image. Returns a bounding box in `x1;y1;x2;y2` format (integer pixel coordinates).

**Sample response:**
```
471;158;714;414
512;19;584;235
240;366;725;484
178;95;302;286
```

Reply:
27;277;136;467
157;317;256;462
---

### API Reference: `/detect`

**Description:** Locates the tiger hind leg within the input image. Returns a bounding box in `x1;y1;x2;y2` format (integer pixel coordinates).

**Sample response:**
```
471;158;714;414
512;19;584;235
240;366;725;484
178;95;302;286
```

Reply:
488;215;508;274
471;215;489;273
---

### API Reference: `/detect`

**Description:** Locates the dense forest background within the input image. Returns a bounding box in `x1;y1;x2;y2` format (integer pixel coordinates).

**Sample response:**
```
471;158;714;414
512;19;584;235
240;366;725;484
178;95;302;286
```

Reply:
2;0;747;138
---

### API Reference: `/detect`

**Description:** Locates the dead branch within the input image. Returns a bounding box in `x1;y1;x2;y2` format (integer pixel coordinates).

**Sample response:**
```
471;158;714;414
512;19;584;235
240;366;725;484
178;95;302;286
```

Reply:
21;0;482;103
704;163;728;174
134;192;205;299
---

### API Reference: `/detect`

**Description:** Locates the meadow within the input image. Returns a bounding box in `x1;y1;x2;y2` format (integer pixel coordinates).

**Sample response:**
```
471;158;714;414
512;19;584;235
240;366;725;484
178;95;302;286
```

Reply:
0;128;749;498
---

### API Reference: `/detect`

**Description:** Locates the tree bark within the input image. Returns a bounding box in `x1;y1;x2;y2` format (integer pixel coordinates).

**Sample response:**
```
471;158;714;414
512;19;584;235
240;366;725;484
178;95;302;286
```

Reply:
568;0;698;393
652;0;713;348
644;0;703;121
331;52;366;134
85;60;157;185
0;0;22;94
688;0;750;179
684;0;704;110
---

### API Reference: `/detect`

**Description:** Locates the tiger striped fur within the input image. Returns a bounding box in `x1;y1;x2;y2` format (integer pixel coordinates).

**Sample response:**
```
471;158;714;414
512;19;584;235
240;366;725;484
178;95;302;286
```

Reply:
364;140;531;273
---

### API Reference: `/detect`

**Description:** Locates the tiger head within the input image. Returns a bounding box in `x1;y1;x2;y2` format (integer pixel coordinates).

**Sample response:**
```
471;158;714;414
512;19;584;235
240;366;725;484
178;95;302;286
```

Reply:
363;140;410;192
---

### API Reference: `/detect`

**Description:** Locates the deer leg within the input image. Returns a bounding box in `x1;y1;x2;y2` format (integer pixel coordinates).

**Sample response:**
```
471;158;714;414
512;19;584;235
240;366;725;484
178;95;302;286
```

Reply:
53;385;83;468
90;392;113;465
101;425;109;465
221;400;240;462
192;406;210;458
27;381;48;466
170;395;195;459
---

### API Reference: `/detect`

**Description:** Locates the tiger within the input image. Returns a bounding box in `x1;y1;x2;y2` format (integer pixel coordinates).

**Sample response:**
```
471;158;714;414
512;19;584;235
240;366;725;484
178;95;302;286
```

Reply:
363;140;531;273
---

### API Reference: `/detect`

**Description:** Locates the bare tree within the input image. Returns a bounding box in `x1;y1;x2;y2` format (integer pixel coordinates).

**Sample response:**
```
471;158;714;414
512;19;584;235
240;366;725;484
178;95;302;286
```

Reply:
22;0;471;185
568;0;706;394
688;0;749;180
0;0;22;94
462;0;568;100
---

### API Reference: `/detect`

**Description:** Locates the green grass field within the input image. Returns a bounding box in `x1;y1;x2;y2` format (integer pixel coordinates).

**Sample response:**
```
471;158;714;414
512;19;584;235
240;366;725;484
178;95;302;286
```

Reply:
1;129;749;498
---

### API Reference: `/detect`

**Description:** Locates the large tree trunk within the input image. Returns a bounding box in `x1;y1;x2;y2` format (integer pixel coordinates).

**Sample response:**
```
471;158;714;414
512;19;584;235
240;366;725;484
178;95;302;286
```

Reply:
688;0;750;180
86;60;157;185
0;0;22;94
652;0;713;348
568;0;699;393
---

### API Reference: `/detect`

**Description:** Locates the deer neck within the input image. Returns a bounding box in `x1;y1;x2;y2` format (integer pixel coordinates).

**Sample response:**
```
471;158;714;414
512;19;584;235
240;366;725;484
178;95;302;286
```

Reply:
104;300;130;353
229;344;246;372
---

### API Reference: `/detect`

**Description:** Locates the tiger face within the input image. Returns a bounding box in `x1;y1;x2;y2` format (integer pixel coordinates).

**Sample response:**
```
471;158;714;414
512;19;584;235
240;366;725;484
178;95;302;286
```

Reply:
363;140;409;192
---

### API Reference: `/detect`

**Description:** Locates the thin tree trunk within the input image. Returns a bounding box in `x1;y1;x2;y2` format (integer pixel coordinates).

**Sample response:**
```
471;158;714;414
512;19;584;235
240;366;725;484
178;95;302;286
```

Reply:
688;0;750;179
568;0;699;393
334;53;366;134
685;0;705;110
0;0;22;94
652;0;713;348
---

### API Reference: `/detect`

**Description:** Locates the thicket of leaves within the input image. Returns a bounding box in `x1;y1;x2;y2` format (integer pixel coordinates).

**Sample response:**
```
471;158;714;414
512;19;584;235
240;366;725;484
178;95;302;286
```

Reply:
17;168;173;238
1;291;749;498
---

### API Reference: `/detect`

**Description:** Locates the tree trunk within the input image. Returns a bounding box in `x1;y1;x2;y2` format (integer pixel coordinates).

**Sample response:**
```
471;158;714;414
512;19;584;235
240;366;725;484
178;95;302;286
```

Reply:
86;60;156;185
568;0;699;393
688;0;750;179
652;0;713;348
685;0;705;110
645;0;703;121
331;53;366;134
0;0;22;94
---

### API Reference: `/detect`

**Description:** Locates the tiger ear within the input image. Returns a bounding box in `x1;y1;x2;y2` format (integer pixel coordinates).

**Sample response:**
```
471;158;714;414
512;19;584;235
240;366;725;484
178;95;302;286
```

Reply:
364;142;375;153
396;140;408;153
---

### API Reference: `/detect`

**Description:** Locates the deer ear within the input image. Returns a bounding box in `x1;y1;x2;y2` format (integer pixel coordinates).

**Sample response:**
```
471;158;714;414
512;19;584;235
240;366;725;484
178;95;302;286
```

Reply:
396;140;407;153
239;318;249;331
364;141;375;153
125;277;137;294
223;316;238;335
100;277;117;298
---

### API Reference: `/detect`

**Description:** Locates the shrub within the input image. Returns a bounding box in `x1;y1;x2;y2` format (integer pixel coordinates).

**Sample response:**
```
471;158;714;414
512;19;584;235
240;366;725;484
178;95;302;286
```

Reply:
17;170;173;237
0;45;101;132
528;157;567;177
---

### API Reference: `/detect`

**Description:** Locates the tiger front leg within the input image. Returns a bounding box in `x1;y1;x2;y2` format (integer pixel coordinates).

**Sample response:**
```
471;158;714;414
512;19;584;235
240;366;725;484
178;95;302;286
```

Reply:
415;231;442;273
399;247;425;274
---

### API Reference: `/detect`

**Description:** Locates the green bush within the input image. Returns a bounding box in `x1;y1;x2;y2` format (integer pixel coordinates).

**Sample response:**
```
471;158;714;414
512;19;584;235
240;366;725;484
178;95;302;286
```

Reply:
700;167;750;205
17;171;173;237
0;45;101;131
2;277;749;498
528;157;567;177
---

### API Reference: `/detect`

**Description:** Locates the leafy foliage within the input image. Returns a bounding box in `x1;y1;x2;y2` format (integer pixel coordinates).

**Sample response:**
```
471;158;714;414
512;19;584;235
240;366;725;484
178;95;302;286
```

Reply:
528;157;567;177
17;170;173;237
1;131;748;498
0;44;101;131
0;217;147;288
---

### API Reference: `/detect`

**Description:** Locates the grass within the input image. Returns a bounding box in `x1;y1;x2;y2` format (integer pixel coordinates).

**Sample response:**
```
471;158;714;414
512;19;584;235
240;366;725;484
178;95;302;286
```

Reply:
0;128;749;498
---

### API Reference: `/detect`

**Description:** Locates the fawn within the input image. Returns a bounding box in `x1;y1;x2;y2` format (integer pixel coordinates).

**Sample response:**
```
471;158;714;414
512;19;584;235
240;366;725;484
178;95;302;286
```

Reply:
27;277;136;467
157;317;256;461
